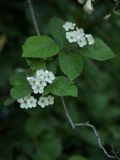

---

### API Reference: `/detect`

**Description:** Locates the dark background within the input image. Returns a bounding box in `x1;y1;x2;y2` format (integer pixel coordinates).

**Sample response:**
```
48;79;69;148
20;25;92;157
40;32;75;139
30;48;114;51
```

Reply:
0;0;120;160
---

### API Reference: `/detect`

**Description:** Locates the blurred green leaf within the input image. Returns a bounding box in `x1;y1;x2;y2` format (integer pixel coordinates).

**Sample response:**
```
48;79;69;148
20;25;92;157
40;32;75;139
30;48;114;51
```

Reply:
4;97;15;106
25;118;45;137
10;72;28;86
68;155;87;160
34;136;62;160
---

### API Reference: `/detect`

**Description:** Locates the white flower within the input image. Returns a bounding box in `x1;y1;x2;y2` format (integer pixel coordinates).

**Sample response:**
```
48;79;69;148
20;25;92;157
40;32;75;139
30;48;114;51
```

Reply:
44;70;55;84
66;31;79;43
47;95;54;105
76;28;85;39
35;79;47;87
38;95;55;108
27;77;36;86
36;69;45;80
32;84;44;94
63;21;95;48
85;34;95;45
18;96;37;109
63;22;75;31
28;96;37;108
27;70;55;95
38;97;48;108
77;36;87;47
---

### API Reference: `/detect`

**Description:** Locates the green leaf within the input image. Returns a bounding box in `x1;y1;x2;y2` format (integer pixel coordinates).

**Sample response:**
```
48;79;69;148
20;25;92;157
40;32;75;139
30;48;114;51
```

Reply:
10;72;28;86
4;98;15;106
59;51;83;80
80;38;116;61
10;85;32;99
48;77;78;97
49;17;67;49
68;155;87;160
25;118;45;137
26;58;46;70
22;35;60;58
34;136;62;160
10;72;32;99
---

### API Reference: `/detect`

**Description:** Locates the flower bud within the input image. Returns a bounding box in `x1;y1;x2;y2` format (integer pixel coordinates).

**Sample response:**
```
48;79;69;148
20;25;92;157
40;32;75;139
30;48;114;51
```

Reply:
77;0;86;5
83;0;94;14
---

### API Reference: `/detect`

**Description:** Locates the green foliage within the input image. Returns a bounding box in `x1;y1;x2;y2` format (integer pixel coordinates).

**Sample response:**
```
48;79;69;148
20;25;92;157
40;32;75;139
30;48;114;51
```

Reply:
1;0;120;160
49;17;67;49
80;38;116;61
68;155;87;160
47;76;78;97
26;58;46;70
59;51;83;80
25;117;46;137
34;135;62;160
22;36;60;58
10;72;32;99
4;97;15;106
10;85;32;99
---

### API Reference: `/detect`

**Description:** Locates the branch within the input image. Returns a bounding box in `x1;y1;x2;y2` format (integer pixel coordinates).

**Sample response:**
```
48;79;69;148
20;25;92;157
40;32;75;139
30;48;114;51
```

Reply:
27;0;40;35
61;97;120;160
27;0;120;159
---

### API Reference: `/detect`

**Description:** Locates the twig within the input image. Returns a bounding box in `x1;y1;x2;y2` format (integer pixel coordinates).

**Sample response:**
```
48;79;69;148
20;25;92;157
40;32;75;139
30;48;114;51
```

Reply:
61;97;120;160
27;0;40;35
27;0;120;159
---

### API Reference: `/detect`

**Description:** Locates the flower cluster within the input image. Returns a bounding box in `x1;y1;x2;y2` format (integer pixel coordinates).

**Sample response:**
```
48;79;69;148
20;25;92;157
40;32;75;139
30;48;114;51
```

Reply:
63;22;95;47
17;96;37;109
27;69;55;94
17;69;55;109
17;95;54;109
38;95;54;108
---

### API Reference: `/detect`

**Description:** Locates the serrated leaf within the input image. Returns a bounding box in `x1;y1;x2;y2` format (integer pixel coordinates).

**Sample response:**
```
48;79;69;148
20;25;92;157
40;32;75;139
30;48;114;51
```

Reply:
22;35;60;58
49;17;67;49
80;38;116;61
59;51;83;80
48;77;78;97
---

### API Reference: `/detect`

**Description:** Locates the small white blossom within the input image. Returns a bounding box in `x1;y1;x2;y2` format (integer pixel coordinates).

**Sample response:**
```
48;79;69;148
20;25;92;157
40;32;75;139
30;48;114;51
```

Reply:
47;95;54;105
27;77;36;86
76;28;85;39
38;95;55;108
32;84;44;94
36;69;45;80
77;36;87;47
66;31;78;43
17;96;37;109
38;97;48;108
63;22;75;31
35;79;47;87
44;70;55;84
63;21;95;48
85;34;95;45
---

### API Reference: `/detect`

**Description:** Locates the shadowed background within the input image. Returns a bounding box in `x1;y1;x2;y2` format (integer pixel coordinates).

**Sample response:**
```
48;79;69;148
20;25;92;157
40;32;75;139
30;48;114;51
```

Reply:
0;0;120;160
